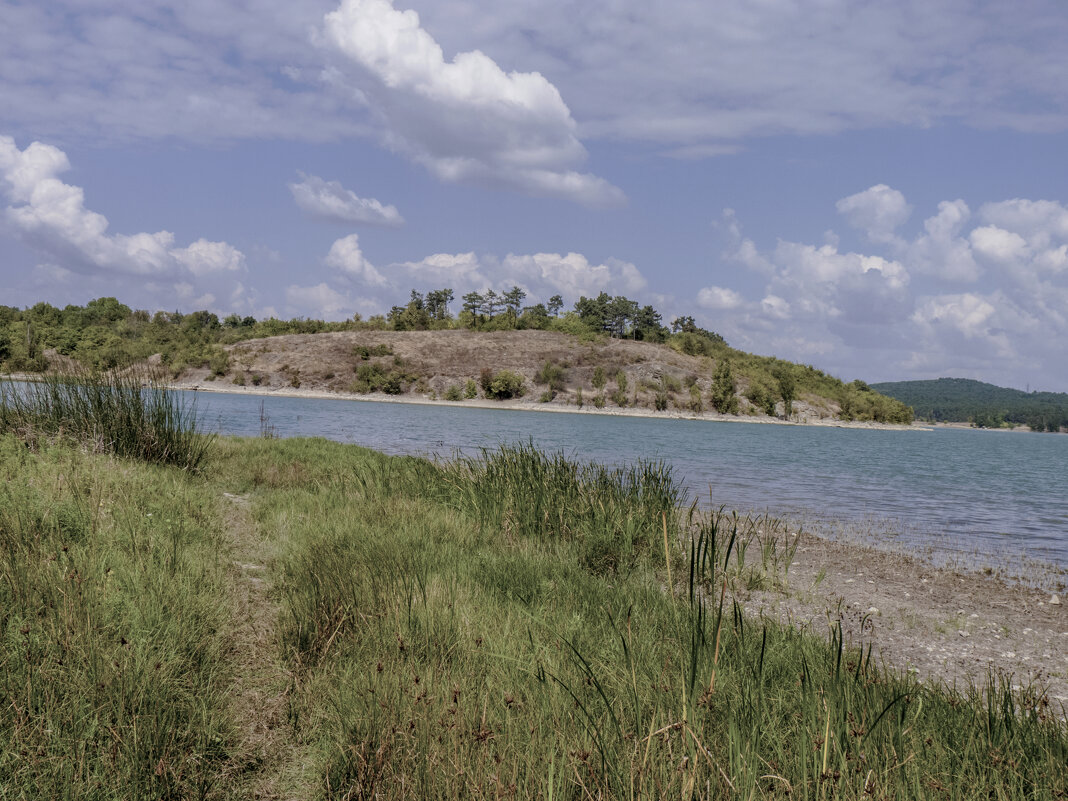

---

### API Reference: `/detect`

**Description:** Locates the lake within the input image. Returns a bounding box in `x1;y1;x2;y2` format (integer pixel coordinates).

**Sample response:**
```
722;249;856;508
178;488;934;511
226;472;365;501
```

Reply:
182;390;1068;571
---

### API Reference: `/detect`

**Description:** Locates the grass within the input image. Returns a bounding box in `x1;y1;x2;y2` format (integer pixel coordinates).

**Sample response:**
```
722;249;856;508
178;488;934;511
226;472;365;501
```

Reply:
0;369;213;471
220;439;1066;800
0;392;1064;798
0;435;234;798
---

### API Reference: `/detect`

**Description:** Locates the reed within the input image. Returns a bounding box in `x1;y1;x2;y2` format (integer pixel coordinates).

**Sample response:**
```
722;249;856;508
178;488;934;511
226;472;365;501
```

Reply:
0;368;213;470
439;441;683;574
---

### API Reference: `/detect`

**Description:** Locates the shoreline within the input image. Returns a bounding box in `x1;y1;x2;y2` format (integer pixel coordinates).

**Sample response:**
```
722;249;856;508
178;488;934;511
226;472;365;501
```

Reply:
742;523;1068;704
165;377;932;433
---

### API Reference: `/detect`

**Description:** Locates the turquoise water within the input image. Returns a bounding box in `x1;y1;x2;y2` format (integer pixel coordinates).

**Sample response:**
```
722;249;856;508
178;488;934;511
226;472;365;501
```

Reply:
186;391;1068;569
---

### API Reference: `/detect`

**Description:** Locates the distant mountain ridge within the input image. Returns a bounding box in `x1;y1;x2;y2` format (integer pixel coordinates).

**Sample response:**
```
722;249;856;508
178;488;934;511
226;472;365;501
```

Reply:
871;378;1068;431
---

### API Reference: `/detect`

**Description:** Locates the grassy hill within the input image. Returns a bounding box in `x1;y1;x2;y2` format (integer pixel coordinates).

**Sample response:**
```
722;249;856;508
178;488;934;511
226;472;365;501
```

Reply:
872;377;1068;431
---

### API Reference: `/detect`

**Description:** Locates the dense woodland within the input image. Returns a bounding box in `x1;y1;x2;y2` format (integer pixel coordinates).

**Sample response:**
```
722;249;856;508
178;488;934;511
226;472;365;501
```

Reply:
873;378;1068;432
0;291;913;423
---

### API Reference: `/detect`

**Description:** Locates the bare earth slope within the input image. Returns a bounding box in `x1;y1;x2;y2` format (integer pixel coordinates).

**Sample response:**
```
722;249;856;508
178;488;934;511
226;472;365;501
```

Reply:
174;329;896;427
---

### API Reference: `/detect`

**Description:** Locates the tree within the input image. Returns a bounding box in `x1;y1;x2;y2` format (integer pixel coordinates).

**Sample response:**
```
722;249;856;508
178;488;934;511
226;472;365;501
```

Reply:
483;289;503;318
518;304;550;330
709;360;739;414
425;288;454;321
774;366;796;418
591;366;607;391
83;297;131;324
671;315;696;333
388;291;430;330
461;291;484;320
547;294;564;317
574;292;610;332
502;286;526;323
632;304;665;341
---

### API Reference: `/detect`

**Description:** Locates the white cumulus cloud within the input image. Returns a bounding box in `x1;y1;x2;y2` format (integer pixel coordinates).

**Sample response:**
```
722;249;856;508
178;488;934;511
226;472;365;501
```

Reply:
335;248;650;310
322;0;624;206
325;233;388;286
289;173;404;226
285;282;354;319
697;286;744;310
836;184;912;244
908;199;980;282
0;134;245;279
969;226;1030;266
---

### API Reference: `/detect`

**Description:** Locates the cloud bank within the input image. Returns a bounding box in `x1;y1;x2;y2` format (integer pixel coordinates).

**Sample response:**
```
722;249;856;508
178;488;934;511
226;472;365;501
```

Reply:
700;187;1068;390
3;0;1068;160
0;134;248;310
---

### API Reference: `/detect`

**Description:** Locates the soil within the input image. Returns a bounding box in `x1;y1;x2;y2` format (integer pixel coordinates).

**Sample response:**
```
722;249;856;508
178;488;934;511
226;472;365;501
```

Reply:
742;529;1068;708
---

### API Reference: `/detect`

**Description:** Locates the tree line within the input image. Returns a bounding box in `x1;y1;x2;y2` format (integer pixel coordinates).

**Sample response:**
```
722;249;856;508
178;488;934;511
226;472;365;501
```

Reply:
872;378;1067;432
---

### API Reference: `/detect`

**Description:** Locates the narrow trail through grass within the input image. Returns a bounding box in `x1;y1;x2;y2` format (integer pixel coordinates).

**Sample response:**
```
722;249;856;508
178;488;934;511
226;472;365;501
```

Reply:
219;490;310;800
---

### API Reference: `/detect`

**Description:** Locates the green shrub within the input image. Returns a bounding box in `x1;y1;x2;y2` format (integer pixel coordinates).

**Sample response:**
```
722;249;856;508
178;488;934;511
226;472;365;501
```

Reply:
593;393;606;409
745;381;777;416
463;379;478;399
535;360;568;393
354;344;393;360
689;383;704;413
480;369;526;400
710;360;739;414
208;349;229;376
444;384;463;401
591;365;607;390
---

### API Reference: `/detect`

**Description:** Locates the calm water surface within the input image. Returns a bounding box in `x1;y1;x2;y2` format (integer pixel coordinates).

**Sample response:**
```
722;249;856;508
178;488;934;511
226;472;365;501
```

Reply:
188;391;1068;568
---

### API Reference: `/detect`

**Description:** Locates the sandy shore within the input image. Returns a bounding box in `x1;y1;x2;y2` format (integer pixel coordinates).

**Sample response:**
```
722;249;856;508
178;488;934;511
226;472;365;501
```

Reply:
168;378;932;432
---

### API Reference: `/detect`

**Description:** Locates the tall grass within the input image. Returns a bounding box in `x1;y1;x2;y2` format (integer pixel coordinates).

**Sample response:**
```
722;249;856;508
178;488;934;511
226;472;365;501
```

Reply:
440;441;683;574
0;435;235;798
0;369;213;470
219;438;1066;799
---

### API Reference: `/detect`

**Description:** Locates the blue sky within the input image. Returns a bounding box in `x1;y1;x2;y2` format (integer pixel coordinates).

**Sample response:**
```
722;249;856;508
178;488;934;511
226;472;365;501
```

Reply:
2;0;1068;391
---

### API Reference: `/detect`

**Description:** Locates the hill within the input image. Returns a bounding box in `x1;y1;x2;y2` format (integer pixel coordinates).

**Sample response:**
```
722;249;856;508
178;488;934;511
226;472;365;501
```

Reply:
174;328;913;424
0;296;913;425
871;377;1068;431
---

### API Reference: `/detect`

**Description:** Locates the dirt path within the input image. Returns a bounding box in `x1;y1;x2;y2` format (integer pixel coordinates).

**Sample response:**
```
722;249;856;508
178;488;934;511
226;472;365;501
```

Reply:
743;531;1068;708
219;491;310;800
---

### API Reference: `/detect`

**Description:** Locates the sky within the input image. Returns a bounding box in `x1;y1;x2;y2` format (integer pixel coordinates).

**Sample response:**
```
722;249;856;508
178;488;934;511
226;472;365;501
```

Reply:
2;0;1068;391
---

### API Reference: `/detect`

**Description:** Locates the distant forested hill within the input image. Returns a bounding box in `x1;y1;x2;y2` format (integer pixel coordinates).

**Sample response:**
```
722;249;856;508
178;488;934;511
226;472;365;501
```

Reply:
871;378;1067;432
